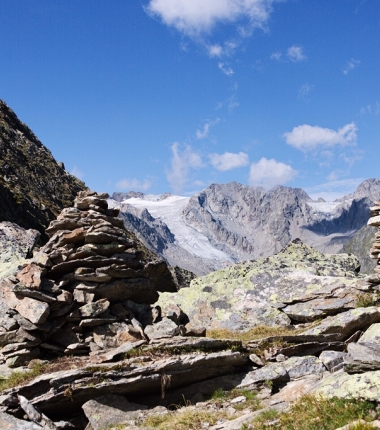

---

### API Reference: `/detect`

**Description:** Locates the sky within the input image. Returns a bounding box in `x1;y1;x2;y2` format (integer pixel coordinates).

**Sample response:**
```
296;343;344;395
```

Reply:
1;0;380;201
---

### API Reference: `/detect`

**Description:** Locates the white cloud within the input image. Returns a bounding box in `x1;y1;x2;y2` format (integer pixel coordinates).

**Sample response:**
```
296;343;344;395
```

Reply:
359;101;380;116
298;83;313;98
305;178;365;201
70;166;84;180
249;157;297;189
287;45;306;62
283;123;357;152
218;62;234;76
208;41;238;57
208;44;223;57
210;151;250;171
166;142;204;193
270;51;282;60
115;178;153;191
340;149;364;167
196;118;220;139
343;58;360;75
145;0;275;38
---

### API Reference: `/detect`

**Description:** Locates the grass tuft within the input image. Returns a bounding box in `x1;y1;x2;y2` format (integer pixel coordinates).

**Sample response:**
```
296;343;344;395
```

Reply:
141;409;229;430
252;394;377;430
0;362;47;391
0;356;89;392
356;292;380;308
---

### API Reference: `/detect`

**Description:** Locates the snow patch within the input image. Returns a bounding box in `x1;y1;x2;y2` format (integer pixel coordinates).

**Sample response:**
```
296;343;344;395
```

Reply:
109;195;234;262
307;201;342;213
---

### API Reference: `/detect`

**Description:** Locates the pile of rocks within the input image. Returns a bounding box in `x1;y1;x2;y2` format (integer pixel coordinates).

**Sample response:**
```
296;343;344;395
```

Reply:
0;191;190;367
369;201;380;264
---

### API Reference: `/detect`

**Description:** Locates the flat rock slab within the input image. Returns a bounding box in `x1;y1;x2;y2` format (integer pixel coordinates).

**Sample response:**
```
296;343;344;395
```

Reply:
90;340;146;364
302;307;380;341
156;241;364;331
0;411;42;429
82;394;147;430
0;351;248;417
360;322;380;343
282;297;355;322
238;356;326;390
313;370;380;401
344;342;380;373
14;297;50;325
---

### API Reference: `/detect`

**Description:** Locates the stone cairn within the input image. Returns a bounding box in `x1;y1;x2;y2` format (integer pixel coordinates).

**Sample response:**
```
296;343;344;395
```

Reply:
367;201;380;291
0;191;189;367
369;201;380;265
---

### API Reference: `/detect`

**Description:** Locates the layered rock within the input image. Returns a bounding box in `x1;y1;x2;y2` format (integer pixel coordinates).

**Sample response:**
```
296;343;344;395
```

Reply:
0;222;40;279
156;239;369;331
0;191;186;368
368;201;380;262
1;193;380;429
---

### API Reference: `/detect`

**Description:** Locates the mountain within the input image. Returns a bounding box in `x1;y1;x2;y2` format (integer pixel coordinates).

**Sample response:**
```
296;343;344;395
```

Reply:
110;179;380;275
0;100;87;241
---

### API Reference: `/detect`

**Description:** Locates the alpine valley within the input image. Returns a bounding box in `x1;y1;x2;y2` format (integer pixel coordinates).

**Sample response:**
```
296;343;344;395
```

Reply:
3;100;380;429
110;179;380;276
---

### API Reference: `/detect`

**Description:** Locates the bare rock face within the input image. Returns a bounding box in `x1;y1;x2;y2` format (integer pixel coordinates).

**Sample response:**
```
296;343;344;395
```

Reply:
0;100;87;241
112;179;380;275
183;180;380;263
0;191;184;368
157;239;367;332
0;222;40;279
1;198;380;429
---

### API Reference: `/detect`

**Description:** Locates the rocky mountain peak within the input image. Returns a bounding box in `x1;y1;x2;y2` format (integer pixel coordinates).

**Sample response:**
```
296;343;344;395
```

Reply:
0;100;87;241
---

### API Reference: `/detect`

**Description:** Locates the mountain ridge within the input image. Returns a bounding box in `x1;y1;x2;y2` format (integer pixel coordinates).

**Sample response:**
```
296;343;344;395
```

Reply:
111;179;380;275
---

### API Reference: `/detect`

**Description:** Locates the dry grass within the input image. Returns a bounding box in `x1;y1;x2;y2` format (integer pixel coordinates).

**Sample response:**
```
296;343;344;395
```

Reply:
0;356;88;392
141;408;230;430
209;387;261;411
252;394;377;430
356;292;380;308
206;325;299;343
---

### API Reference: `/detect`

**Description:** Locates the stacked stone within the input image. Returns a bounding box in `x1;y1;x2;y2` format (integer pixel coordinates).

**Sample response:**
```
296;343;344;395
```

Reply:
368;201;380;268
0;191;183;367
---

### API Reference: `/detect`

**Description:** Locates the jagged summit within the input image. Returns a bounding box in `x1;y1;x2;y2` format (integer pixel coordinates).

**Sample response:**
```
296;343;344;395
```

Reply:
0;100;87;240
111;180;380;275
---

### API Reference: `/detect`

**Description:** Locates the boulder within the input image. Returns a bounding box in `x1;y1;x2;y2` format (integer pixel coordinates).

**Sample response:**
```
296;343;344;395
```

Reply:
302;307;380;341
313;370;380;401
144;318;180;339
0;222;40;280
0;411;43;429
82;394;147;430
156;240;365;331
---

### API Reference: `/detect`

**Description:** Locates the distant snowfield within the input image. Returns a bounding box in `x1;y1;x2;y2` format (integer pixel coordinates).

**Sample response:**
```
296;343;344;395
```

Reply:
110;195;234;262
307;201;344;213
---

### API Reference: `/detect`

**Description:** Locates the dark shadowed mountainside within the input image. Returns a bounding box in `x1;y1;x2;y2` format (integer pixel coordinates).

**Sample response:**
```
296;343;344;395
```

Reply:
0;100;87;240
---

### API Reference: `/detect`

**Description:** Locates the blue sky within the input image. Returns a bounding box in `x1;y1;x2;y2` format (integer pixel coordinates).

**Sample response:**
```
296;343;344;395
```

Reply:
1;0;379;200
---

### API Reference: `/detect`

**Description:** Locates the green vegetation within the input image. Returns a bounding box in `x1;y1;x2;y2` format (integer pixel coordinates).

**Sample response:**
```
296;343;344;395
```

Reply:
0;356;87;392
356;292;380;308
0;361;47;391
206;325;299;343
252;394;377;430
209;387;261;411
141;409;230;430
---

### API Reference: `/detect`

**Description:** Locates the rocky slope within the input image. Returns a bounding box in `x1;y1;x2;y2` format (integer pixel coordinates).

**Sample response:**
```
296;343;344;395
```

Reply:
0;196;379;428
0;100;87;240
0;191;190;368
157;239;366;332
111;179;380;275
